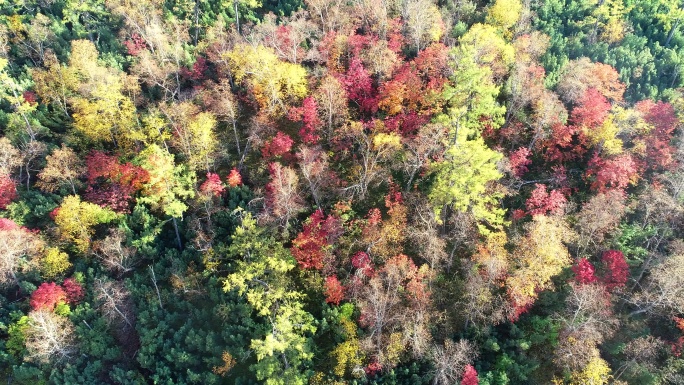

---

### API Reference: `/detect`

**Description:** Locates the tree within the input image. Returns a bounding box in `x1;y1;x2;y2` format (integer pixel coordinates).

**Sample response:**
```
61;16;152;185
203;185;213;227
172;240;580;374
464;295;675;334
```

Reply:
30;282;67;311
263;162;305;229
30;51;79;115
574;190;626;255
585;153;639;193
163;102;219;172
525;183;567;216
461;364;479;385
429;137;506;234
0;224;43;286
600;250;629;291
556;58;625;104
54;195;118;253
630;252;684;317
0;137;21;176
506;215;576;319
224;212;316;385
24;309;76;364
325;275;345;305
401;0;443;52
356;254;432;367
429;339;477;385
68;40;138;146
487;0;522;31
225;44;308;116
41;247;72;279
291;210;339;270
0;173;17;210
135;144;196;247
37;145;85;195
572;258;598;285
85;151;150;213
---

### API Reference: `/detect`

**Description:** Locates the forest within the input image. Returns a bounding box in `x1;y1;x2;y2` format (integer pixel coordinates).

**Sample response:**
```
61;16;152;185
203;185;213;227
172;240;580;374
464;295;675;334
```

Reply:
0;0;683;384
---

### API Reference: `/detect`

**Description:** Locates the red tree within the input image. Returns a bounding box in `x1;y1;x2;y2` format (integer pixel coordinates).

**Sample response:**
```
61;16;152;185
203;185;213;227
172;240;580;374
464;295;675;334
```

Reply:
571;88;611;128
226;168;242;188
0;218;19;231
636;100;679;170
0;173;17;210
288;96;322;144
525;184;567;216
461;365;479;385
200;172;225;197
84;151;149;212
324;275;345;305
261;132;294;158
290;210;339;270
509;147;532;177
341;57;377;113
601;250;629;291
572;258;598;284
62;278;84;304
586;153;638;193
30;282;67;311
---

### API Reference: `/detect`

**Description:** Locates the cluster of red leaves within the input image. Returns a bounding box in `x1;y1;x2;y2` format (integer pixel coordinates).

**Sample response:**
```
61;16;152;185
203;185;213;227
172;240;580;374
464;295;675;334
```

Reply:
586;153;638;193
601;250;629;291
291;210;339;270
288;96;321;144
123;33;147;56
30;282;67;310
571;88;611;128
0;217;20;230
572;250;628;291
672;317;684;357
22;91;38;105
351;251;374;277
461;365;479;385
324;275;345;305
227;168;242;188
181;56;208;82
200;172;225;197
365;361;383;377
509;297;535;322
261;131;294;158
525;184;567;216
340;57;378;113
543;123;588;163
572;258;598;284
509;147;532;177
636;100;679;171
63;278;84;304
0;173;17;210
84;151;150;213
383;111;430;137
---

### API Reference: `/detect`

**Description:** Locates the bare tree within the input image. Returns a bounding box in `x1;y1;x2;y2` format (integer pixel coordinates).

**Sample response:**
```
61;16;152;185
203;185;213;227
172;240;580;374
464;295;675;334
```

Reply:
94;278;136;329
630;253;684;317
0;227;42;286
25;309;77;363
429;339;477;385
92;229;138;276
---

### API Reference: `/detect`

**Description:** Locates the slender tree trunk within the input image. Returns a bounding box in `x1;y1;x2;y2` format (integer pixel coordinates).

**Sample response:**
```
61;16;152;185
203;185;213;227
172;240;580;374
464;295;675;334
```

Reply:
172;216;182;250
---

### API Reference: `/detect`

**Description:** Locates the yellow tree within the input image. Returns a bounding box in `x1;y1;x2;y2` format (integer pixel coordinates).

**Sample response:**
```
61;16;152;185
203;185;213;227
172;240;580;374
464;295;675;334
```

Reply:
54;195;118;253
30;51;80;115
68;40;138;146
163;102;218;172
506;215;577;317
135;144;195;248
225;44;308;116
37;145;85;194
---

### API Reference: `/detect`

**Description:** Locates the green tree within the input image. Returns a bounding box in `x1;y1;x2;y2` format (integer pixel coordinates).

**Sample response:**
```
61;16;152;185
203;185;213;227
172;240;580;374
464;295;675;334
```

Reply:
224;211;316;385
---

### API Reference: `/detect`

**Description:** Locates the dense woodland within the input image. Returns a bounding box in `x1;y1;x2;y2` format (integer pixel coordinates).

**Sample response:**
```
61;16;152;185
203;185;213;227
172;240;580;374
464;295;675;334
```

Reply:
0;0;683;383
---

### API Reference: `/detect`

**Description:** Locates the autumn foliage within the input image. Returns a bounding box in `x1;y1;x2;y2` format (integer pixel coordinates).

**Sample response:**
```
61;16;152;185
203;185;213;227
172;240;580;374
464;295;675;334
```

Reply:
30;282;66;311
